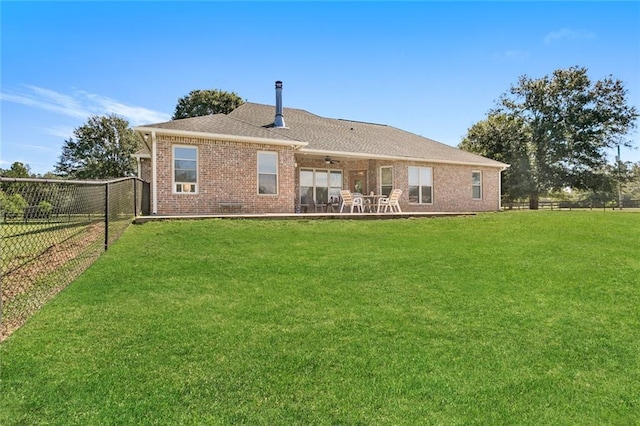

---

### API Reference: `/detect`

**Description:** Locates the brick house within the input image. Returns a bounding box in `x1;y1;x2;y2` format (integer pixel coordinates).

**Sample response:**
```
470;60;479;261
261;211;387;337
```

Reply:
133;82;508;215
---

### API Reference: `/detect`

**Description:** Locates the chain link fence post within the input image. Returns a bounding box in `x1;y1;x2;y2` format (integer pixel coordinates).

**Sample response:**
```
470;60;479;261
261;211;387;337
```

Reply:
104;181;109;251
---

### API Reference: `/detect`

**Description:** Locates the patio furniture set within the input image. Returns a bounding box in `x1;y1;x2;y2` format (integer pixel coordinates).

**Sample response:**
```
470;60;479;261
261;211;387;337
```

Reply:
315;189;402;213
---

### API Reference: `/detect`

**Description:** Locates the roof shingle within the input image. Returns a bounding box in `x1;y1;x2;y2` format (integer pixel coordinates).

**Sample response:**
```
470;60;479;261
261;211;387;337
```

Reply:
136;102;507;168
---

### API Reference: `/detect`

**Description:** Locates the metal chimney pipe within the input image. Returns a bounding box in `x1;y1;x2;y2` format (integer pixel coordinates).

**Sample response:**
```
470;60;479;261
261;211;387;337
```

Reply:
274;81;286;128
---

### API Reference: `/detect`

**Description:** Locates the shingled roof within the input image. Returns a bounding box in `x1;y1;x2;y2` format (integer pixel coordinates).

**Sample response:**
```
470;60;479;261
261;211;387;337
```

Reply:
135;113;300;144
136;102;507;168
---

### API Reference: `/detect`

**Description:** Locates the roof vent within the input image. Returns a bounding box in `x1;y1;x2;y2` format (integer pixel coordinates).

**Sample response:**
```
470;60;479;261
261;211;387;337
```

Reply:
274;81;286;128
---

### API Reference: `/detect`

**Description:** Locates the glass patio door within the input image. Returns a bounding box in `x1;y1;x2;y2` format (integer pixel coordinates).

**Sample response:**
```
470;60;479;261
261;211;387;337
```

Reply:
300;169;343;206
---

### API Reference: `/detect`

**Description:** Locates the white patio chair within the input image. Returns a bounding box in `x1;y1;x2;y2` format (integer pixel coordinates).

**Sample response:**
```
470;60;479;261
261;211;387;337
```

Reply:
339;190;363;213
378;189;402;213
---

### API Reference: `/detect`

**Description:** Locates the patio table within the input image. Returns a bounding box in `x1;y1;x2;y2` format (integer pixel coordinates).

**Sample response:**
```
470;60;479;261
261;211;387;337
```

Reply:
361;195;385;213
323;202;337;213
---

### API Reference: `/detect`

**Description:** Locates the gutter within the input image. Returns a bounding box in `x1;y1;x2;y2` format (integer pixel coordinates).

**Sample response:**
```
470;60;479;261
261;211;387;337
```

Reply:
134;126;307;149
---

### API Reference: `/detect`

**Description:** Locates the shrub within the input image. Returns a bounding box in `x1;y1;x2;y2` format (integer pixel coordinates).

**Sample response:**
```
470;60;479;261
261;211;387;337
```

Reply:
0;191;28;219
38;200;53;218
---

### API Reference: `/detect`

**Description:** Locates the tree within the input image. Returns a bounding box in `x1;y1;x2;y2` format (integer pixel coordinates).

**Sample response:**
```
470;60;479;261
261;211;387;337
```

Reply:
54;114;139;179
0;162;34;196
460;114;532;204
0;162;32;178
460;66;638;209
172;89;244;120
0;191;28;219
622;161;640;200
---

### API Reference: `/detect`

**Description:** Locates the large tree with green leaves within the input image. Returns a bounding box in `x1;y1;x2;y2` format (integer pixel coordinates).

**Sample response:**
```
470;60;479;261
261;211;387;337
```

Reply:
54;114;139;179
460;66;638;209
172;89;244;120
460;113;533;204
622;162;640;200
0;162;32;178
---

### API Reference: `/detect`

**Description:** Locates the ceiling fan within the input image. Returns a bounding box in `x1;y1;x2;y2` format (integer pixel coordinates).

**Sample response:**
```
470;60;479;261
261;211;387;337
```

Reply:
325;156;340;165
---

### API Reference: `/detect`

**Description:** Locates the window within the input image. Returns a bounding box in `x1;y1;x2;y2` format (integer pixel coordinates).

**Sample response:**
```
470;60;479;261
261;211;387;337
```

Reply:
472;171;482;199
329;170;342;202
299;169;343;204
380;166;393;196
173;146;197;193
408;166;432;204
258;151;278;195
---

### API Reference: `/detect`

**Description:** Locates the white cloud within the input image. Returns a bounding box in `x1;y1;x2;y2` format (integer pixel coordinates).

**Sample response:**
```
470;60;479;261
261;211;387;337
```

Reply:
504;50;530;60
76;91;171;125
19;144;58;153
42;125;75;139
0;142;59;173
0;86;89;119
544;28;596;45
0;85;170;125
493;49;530;61
2;141;59;154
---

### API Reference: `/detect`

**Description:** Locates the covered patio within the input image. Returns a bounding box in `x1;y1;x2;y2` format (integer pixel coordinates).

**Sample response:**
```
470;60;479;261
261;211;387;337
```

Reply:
294;152;399;214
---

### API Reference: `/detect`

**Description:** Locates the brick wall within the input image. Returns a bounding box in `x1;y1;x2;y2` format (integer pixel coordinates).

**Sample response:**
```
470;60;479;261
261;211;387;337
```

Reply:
149;134;502;214
293;158;501;212
153;134;296;215
391;161;501;212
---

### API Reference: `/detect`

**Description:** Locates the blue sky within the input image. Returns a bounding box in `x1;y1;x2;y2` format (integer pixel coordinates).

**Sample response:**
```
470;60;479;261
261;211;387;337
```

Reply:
2;1;639;176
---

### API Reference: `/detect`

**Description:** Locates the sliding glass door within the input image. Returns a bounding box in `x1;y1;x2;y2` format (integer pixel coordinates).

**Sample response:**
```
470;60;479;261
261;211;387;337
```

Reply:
300;169;343;205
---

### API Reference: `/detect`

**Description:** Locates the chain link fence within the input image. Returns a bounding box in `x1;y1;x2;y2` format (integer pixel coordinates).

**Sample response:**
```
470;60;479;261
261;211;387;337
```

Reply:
503;198;640;210
0;177;149;341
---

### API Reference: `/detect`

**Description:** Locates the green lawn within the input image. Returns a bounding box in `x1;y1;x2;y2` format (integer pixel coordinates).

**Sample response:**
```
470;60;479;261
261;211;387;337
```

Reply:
1;211;638;425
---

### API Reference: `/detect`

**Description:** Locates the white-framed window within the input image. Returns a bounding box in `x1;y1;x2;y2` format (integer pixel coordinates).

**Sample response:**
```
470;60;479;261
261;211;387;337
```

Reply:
173;145;197;193
299;169;343;205
472;171;482;200
258;151;278;195
408;166;433;204
380;166;393;196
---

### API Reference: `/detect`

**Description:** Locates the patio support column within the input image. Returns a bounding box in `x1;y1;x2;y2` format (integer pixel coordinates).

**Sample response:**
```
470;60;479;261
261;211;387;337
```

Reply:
151;131;158;215
498;167;506;210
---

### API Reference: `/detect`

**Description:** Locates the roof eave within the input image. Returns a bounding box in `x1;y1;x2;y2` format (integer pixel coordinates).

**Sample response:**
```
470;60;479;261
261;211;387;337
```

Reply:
132;152;151;159
299;148;509;169
133;126;308;149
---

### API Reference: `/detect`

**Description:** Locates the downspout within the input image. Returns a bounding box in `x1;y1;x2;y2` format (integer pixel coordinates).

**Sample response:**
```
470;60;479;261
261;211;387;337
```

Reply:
151;131;158;215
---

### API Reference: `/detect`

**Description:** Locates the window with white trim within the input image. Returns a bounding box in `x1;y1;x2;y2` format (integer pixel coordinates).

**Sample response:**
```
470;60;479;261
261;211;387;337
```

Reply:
380;166;393;196
408;166;433;204
173;146;197;193
258;151;278;195
472;171;482;199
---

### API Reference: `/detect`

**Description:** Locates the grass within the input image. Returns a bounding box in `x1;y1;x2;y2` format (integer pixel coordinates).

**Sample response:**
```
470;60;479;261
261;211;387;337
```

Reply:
1;219;102;266
1;220;106;339
1;211;638;425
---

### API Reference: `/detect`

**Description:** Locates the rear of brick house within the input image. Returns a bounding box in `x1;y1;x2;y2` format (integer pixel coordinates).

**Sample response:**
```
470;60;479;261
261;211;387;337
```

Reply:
134;82;508;215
